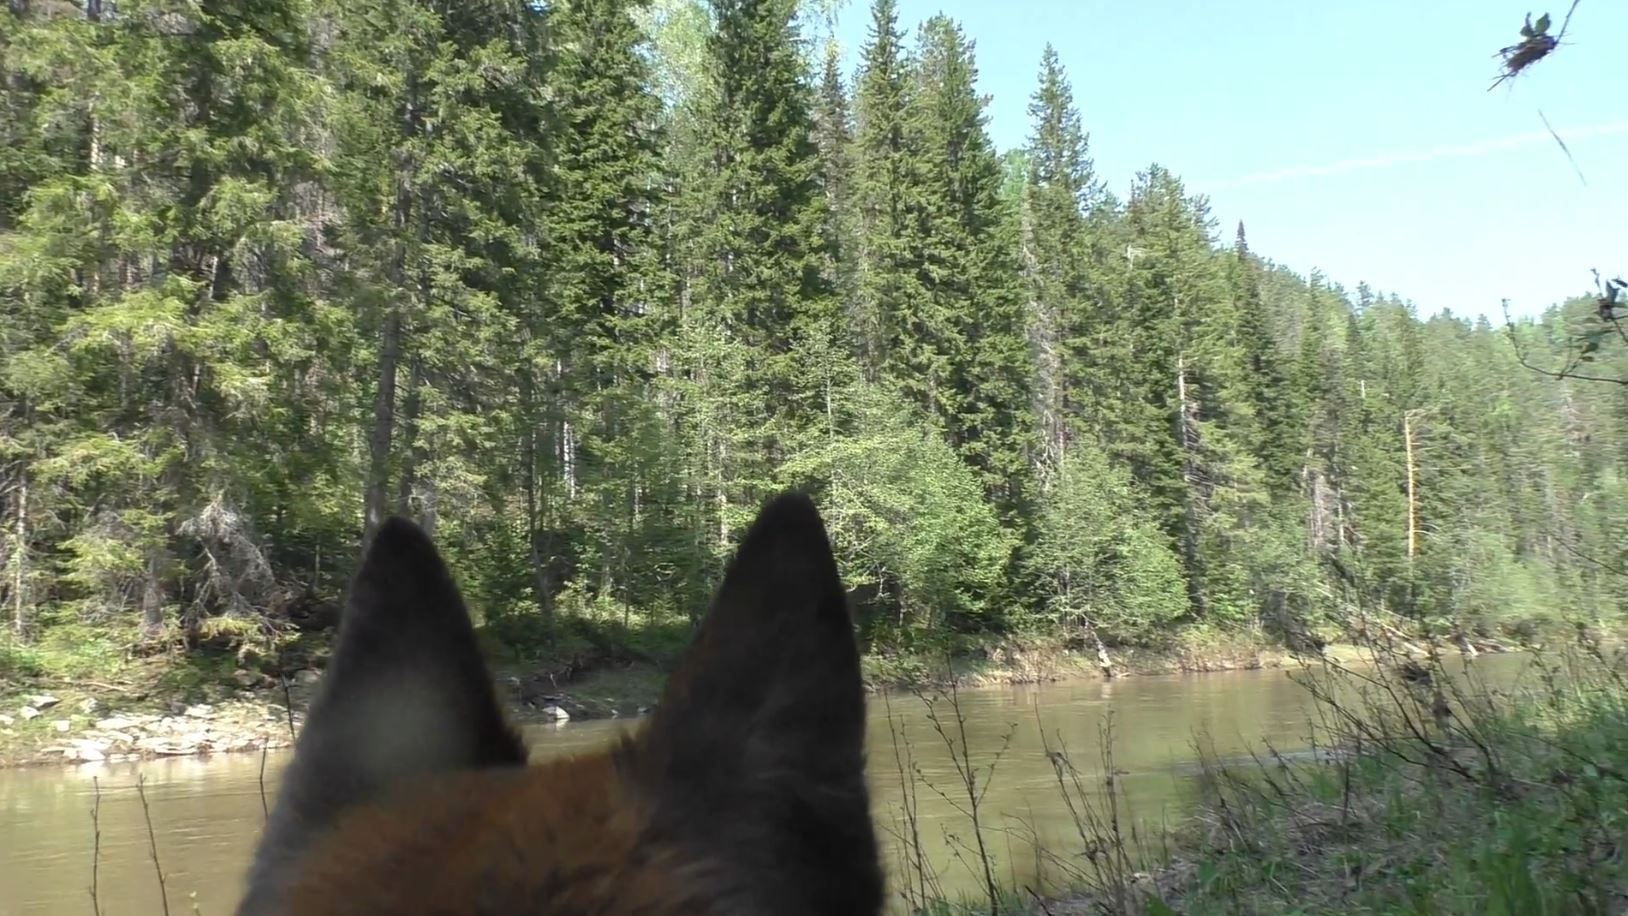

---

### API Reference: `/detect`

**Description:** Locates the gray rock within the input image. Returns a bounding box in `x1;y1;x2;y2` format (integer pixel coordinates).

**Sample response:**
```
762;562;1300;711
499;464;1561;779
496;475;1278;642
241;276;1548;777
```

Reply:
95;716;137;731
70;740;109;762
540;704;571;722
184;704;214;718
0;714;12;727
52;719;70;733
292;668;321;687
19;706;40;721
77;697;100;714
28;694;60;710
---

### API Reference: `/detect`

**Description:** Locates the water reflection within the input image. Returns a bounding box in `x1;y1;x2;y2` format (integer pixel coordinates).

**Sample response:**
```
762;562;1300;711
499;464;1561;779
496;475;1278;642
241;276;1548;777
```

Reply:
0;655;1533;914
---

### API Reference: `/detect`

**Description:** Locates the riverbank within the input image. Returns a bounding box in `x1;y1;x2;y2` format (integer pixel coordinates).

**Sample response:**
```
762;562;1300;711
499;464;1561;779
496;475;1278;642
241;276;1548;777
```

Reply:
0;654;668;768
0;624;1523;767
921;633;1628;915
0;631;1596;915
0;625;1512;769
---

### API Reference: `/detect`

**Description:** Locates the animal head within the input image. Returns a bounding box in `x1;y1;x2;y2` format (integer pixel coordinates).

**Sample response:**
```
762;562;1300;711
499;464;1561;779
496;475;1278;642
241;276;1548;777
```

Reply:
239;493;882;916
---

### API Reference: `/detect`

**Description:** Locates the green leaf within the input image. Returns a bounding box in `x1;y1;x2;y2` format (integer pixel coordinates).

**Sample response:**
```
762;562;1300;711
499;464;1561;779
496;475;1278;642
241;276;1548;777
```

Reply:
1534;12;1551;34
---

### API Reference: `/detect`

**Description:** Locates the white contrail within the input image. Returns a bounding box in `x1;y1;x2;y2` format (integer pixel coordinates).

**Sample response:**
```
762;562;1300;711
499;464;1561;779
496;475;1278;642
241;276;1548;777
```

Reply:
1213;121;1628;189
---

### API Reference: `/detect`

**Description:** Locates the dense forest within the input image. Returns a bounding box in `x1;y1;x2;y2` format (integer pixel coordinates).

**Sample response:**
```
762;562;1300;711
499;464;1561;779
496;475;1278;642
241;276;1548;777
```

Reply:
1;0;1623;671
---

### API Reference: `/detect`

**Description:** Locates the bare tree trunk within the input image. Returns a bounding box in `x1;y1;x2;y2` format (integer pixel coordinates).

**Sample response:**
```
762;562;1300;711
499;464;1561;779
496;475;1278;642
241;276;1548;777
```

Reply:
365;55;421;548
715;436;729;547
1060;563;1113;677
1017;201;1066;474
141;552;165;636
519;367;555;624
1084;617;1113;678
418;476;438;539
394;354;424;518
557;360;578;499
1175;353;1208;617
12;472;26;637
362;307;401;547
1404;410;1419;561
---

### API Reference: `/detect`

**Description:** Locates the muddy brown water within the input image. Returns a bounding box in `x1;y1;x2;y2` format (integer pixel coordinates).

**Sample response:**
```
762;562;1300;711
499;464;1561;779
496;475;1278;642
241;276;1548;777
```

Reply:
0;655;1534;914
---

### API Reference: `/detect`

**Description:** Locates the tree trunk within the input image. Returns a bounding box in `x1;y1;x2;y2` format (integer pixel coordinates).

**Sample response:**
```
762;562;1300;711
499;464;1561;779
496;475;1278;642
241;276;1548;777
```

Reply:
362;307;401;547
519;367;555;624
558;360;578;499
1175;352;1208;617
394;353;424;518
1062;566;1113;678
365;53;420;548
1018;202;1066;474
12;472;26;637
141;552;166;636
1084;617;1113;678
418;476;438;539
1404;410;1419;561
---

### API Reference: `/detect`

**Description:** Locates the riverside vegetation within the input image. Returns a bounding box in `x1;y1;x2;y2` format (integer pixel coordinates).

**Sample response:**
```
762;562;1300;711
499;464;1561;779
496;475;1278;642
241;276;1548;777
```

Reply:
881;628;1628;915
2;0;1626;910
4;0;1624;724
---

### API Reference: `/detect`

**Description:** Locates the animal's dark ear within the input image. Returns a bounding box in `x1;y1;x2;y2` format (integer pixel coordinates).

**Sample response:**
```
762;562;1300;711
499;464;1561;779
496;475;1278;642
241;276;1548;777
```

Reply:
239;518;523;915
632;493;882;914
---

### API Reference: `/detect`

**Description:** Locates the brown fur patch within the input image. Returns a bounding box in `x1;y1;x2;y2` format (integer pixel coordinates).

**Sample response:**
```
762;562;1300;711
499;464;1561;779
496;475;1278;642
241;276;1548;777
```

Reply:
239;494;882;916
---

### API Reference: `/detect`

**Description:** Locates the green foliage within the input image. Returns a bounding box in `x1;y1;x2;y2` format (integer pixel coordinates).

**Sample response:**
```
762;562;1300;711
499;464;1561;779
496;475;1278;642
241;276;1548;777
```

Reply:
0;0;1623;678
782;383;1012;639
1027;443;1187;644
1175;640;1628;915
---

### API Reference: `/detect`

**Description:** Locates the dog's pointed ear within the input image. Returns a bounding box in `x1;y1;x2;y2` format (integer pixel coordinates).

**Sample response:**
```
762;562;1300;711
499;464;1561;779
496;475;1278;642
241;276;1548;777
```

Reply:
631;493;882;914
240;518;523;914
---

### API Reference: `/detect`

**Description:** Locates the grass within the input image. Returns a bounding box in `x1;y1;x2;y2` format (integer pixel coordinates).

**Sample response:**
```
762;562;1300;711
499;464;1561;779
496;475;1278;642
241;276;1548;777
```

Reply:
888;624;1628;915
1170;632;1628;915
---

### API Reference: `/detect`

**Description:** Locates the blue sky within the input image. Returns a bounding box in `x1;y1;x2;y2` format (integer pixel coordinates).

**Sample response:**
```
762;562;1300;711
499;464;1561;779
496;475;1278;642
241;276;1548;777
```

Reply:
824;0;1627;321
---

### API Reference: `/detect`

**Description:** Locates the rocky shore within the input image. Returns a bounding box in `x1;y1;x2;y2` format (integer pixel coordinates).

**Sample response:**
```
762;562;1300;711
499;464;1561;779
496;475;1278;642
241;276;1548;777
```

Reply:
4;634;1502;769
0;662;657;768
1;684;307;767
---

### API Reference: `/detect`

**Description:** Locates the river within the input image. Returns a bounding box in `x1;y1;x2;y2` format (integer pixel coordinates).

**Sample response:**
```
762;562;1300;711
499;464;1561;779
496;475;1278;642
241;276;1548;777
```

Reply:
0;654;1534;914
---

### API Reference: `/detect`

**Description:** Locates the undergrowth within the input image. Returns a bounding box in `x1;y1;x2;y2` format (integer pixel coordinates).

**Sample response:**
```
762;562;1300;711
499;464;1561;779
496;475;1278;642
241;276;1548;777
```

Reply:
896;625;1628;915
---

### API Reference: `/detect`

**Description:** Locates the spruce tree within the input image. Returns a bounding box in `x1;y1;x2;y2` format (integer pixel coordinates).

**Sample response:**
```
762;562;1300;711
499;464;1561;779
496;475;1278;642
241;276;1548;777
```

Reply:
1022;44;1101;470
537;0;669;619
904;15;1034;522
812;43;858;331
850;0;917;381
0;0;332;632
322;0;552;550
679;0;843;541
1230;222;1305;496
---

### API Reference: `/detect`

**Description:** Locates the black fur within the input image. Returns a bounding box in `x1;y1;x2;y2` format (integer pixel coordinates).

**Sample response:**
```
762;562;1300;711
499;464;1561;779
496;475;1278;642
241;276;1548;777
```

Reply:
238;518;524;915
238;494;882;916
629;492;883;914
